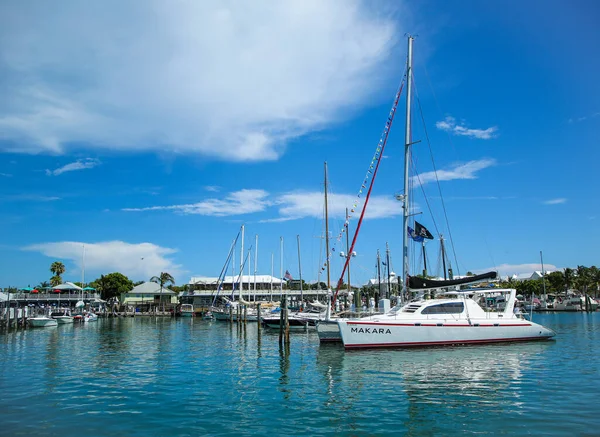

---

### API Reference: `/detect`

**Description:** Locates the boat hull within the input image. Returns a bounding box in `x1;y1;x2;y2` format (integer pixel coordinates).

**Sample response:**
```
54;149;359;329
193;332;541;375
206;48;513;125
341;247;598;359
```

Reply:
262;317;309;331
29;318;58;327
338;319;555;349
316;320;342;343
54;316;74;324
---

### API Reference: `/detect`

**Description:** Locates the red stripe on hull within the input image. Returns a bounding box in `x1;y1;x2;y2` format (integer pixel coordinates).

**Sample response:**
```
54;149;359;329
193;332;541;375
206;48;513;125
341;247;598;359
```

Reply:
345;322;532;327
344;336;552;349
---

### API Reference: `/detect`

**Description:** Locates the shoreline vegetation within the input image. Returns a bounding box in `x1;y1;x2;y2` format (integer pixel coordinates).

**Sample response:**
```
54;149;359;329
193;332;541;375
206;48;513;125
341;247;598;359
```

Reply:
2;263;599;301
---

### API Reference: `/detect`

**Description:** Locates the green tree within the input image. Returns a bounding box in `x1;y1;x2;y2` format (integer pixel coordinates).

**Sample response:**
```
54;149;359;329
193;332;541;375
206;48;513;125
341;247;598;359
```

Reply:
50;261;66;286
89;272;134;300
36;280;50;290
150;272;175;290
545;271;565;293
563;268;575;292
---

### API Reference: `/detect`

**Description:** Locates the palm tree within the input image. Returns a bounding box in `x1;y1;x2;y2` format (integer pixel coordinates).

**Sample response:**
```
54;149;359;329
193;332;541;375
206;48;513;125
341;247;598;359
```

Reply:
563;267;575;293
150;272;175;304
50;261;66;286
36;280;50;290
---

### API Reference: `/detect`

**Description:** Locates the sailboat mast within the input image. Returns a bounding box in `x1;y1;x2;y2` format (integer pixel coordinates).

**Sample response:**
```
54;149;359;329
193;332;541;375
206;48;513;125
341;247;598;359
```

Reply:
386;242;392;299
240;225;245;302
440;235;447;280
540;250;547;302
270;252;274;302
377;249;382;304
324;162;331;290
297;234;303;309
254;234;258;301
280;237;283;297
401;35;414;303
346;208;352;310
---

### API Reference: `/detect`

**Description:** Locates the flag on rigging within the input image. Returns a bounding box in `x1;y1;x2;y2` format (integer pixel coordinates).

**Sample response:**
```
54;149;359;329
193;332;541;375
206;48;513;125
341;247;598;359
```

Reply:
407;226;424;243
415;222;434;240
284;270;293;281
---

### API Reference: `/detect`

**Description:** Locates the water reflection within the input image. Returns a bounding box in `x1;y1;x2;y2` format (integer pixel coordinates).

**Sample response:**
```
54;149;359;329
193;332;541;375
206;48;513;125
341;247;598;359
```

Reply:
316;342;552;434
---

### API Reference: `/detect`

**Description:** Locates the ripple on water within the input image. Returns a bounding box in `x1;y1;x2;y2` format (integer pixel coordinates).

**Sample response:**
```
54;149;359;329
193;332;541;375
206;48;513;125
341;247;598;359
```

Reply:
1;313;600;436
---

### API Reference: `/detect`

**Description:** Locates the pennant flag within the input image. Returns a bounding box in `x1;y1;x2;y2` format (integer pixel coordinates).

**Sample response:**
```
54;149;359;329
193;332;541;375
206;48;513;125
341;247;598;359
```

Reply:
284;270;293;281
415;221;434;240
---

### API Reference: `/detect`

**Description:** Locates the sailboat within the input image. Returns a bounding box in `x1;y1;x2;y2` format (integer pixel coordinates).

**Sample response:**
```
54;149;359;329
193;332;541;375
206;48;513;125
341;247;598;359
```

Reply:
336;36;555;348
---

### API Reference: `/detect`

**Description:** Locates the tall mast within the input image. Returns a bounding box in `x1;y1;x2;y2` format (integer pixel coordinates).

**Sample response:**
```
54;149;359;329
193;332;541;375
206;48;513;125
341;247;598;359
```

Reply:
280;237;284;297
240;224;245;301
440;235;447;280
386;242;392;299
346;208;352;310
270;252;274;302
540;251;547;302
324;162;331;290
401;35;414;303
82;244;85;288
254;234;258;301
377;249;382;304
297;235;303;309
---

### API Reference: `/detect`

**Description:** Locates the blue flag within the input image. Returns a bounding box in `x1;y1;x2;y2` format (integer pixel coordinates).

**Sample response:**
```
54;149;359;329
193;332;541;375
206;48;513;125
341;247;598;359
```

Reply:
408;226;424;242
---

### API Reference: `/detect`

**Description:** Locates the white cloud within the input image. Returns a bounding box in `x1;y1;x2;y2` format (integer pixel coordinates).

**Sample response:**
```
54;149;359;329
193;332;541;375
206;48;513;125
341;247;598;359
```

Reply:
123;188;401;221
204;186;221;193
266;191;401;222
46;158;100;176
413;159;496;186
0;194;60;202
543;198;567;205
123;189;271;216
476;263;558;278
436;116;497;139
568;112;600;123
23;240;182;280
0;173;12;177
0;1;401;161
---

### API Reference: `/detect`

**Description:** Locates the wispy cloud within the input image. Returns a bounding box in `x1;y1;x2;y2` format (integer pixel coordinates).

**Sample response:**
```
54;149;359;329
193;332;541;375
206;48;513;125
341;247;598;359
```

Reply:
0;1;402;161
123;188;401;221
0;194;61;202
46;158;100;176
204;186;221;192
123;189;271;216
413;159;496;186
22;241;182;280
436;116;497;139
477;263;558;278
568;112;600;123
543;198;567;205
268;191;401;222
0;173;12;177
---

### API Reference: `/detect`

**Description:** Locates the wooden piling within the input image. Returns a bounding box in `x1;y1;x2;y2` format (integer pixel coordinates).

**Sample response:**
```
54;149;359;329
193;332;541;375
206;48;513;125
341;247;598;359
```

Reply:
257;303;261;332
284;298;290;344
278;297;285;345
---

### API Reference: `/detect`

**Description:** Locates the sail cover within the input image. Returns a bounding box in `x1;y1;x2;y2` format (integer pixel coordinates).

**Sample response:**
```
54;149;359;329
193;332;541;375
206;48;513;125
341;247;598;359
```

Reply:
408;271;497;290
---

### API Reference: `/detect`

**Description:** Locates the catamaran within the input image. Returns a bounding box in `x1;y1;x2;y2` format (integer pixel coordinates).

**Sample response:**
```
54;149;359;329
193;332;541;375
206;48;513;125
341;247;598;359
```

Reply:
334;36;555;349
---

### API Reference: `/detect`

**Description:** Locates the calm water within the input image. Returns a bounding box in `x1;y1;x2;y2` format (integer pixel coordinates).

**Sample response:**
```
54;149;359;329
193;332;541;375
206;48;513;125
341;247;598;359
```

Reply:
1;312;600;436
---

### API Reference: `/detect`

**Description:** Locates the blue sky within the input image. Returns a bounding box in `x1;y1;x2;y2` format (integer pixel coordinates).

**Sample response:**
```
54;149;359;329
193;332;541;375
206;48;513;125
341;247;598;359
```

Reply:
1;0;598;288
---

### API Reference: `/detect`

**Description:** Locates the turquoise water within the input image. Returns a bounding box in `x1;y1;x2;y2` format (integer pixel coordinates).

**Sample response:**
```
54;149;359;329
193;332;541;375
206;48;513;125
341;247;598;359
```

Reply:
1;313;600;436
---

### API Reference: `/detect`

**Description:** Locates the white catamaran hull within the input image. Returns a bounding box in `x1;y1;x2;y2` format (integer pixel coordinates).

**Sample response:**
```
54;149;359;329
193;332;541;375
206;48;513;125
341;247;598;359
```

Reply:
338;319;555;349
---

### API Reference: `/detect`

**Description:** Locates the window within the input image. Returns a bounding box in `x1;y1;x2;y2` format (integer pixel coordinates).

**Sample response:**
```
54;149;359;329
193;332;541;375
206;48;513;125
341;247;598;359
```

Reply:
421;302;464;315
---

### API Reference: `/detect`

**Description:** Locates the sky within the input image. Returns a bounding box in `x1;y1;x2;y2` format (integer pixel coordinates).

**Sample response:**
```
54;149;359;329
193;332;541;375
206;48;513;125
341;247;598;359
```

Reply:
1;0;599;288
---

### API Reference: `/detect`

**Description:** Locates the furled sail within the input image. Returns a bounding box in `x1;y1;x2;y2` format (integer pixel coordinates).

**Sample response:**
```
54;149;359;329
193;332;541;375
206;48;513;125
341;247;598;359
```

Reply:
408;271;497;290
